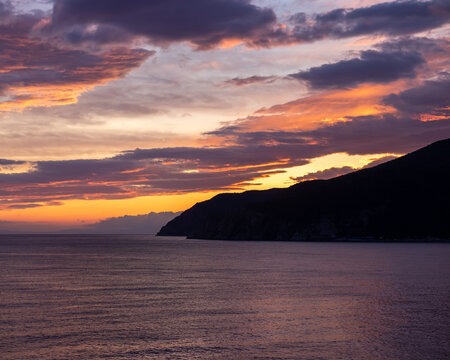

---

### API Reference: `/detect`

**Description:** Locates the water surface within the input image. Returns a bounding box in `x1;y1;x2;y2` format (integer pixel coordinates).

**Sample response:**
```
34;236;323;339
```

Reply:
1;235;449;359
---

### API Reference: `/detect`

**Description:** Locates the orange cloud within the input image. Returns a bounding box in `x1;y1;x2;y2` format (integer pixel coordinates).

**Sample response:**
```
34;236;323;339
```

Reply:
206;83;401;142
0;32;154;111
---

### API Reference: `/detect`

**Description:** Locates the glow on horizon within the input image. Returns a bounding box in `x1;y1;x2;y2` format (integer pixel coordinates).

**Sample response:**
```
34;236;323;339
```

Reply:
248;152;401;189
0;152;400;228
0;192;218;226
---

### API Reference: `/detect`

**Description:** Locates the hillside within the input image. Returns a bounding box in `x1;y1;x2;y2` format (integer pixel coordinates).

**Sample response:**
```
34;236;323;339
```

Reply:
158;139;450;241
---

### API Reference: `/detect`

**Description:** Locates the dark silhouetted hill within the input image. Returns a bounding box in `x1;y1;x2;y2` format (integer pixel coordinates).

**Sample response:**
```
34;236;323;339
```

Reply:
158;139;450;241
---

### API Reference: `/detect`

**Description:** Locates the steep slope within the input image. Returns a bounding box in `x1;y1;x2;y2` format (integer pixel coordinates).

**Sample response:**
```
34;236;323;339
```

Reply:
158;139;450;241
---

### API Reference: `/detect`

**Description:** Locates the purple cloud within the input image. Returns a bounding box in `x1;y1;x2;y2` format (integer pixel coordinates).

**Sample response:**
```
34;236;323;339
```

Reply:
6;203;43;210
223;75;279;87
384;76;450;117
0;112;448;210
49;0;277;49
0;1;154;111
47;0;450;50
285;0;450;44
289;49;424;89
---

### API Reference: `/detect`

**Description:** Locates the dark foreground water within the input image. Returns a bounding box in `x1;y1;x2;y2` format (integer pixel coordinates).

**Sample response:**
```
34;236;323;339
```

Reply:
0;235;449;360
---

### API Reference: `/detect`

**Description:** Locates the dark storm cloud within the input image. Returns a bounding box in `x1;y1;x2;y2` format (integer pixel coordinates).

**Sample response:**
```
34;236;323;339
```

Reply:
49;0;277;49
289;49;425;89
384;77;450;117
287;0;450;44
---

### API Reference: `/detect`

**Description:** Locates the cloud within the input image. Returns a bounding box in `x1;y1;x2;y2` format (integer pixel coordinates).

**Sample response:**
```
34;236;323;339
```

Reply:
291;155;397;181
1;1;446;116
0;146;309;207
0;1;12;18
0;1;154;111
376;36;449;55
6;203;43;210
289;49;424;89
299;115;450;155
46;0;450;50
0;1;447;210
63;211;181;234
49;0;278;49
4;201;62;210
223;75;279;87
224;37;443;92
0;112;448;209
291;166;355;182
117;145;306;167
0;220;66;234
15;0;443;53
384;76;450;119
218;38;446;133
207;112;450;155
285;0;450;45
0;159;25;165
0;211;181;233
210;83;395;134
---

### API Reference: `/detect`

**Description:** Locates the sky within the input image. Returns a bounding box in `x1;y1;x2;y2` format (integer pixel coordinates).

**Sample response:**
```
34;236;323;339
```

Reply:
0;0;449;232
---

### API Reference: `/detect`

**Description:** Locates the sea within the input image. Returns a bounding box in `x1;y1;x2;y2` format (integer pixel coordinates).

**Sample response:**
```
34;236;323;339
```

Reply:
1;235;449;360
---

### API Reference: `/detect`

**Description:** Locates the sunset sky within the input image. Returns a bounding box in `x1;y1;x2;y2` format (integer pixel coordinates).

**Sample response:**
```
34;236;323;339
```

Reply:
0;0;449;232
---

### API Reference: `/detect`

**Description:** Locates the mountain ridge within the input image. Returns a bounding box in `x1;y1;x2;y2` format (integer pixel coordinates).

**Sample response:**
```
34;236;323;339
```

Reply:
158;139;450;241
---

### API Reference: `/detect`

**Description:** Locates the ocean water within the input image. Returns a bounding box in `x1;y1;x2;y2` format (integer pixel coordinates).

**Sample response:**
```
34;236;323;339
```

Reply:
0;235;449;360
